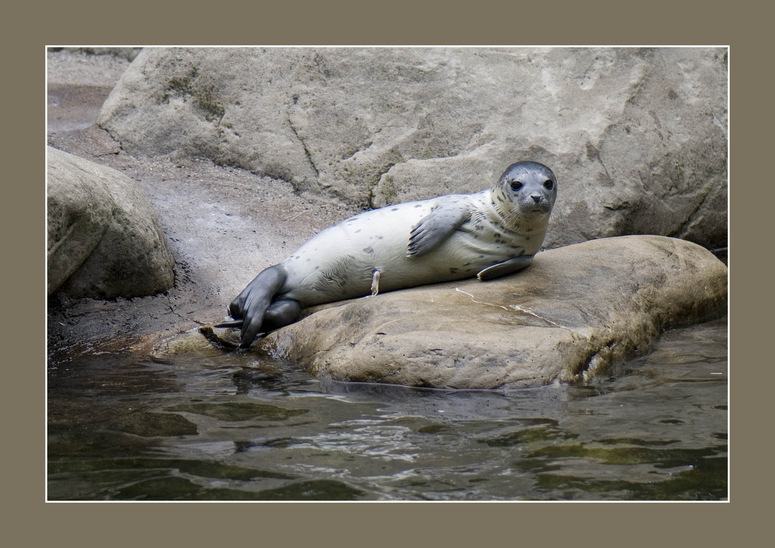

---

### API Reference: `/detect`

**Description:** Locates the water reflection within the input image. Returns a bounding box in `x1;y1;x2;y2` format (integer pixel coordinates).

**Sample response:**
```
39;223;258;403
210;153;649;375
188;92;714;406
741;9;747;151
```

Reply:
47;317;727;501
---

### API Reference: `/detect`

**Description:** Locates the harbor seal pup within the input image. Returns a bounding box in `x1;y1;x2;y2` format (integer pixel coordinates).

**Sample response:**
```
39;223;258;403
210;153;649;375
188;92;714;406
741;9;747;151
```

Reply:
223;161;557;347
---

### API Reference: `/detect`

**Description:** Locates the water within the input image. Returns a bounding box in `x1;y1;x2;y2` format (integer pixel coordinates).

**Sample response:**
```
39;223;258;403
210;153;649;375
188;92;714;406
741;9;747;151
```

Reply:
47;317;727;501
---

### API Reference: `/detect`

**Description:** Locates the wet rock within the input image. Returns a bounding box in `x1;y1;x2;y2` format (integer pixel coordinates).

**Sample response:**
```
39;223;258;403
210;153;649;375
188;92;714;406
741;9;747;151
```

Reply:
257;236;727;389
47;146;175;298
165;402;307;422
112;412;198;437
97;47;727;249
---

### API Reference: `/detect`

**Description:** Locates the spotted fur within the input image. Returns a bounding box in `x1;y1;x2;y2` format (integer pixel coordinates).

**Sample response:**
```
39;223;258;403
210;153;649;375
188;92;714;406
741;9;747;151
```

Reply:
227;161;557;346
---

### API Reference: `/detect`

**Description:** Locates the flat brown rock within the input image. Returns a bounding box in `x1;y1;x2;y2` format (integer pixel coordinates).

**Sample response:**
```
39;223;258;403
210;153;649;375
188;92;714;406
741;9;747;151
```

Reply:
256;236;726;388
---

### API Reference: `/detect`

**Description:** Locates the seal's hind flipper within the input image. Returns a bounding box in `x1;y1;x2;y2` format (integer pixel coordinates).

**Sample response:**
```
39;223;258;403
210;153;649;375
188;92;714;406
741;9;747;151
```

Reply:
261;299;302;332
407;198;471;257
228;264;287;348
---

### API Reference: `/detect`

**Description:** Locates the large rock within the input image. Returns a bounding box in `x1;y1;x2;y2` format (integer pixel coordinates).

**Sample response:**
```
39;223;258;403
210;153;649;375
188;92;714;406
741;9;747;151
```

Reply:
47;147;175;298
253;236;727;389
97;47;728;250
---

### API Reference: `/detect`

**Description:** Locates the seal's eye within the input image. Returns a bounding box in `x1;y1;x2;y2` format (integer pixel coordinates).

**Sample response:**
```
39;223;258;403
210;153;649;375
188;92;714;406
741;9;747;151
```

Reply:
510;181;523;191
543;180;554;190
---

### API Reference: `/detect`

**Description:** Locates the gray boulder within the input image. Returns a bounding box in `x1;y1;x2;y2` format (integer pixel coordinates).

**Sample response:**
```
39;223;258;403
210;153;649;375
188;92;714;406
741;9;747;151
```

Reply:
98;47;727;250
47;146;175;298
253;236;727;389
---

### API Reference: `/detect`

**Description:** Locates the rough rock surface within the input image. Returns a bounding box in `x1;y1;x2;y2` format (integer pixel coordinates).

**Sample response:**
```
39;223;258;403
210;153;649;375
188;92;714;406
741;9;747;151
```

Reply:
46;49;362;359
47;146;175;298
97;47;728;250
47;48;728;379
234;236;726;389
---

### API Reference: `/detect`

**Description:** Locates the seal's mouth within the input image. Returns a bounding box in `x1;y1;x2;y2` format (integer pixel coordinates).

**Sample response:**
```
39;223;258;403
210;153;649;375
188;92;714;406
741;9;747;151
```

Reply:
525;204;551;215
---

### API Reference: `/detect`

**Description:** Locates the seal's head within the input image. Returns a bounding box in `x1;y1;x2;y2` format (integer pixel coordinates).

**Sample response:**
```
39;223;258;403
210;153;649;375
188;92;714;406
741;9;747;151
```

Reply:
492;161;557;227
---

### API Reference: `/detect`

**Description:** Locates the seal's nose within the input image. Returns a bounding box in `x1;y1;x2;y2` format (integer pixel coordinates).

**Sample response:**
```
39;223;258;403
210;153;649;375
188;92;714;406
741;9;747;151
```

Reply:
531;195;542;203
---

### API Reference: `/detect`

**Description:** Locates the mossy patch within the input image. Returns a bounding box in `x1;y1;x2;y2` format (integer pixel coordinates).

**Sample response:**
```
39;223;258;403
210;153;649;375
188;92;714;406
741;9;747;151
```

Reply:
112;412;198;437
162;68;226;122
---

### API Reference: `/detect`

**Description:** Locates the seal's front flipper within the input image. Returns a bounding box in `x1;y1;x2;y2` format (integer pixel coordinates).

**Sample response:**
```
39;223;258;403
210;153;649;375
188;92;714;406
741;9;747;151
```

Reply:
407;198;471;257
477;255;534;280
228;264;287;348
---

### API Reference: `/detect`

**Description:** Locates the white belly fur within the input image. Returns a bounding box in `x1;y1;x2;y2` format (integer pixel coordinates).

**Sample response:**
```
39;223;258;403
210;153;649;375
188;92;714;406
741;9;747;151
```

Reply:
279;192;538;306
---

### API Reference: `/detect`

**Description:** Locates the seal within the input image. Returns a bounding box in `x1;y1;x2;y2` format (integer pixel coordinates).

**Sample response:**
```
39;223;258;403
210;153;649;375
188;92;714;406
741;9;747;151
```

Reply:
223;161;557;347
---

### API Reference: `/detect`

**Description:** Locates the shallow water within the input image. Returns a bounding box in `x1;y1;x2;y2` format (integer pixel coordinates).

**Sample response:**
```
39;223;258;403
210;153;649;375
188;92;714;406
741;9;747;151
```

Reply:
47;317;727;501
